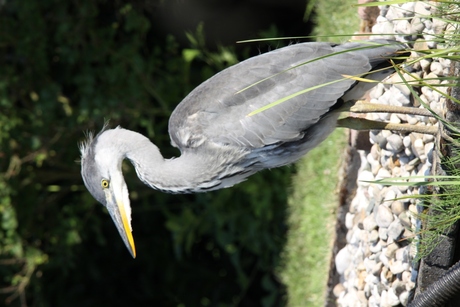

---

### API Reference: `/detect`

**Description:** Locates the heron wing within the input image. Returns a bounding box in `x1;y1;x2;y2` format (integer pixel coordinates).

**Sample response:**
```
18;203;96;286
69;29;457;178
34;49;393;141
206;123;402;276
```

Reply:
169;41;400;149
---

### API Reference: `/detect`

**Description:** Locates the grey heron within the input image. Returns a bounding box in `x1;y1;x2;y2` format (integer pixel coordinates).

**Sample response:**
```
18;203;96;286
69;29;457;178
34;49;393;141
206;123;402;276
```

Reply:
80;40;419;258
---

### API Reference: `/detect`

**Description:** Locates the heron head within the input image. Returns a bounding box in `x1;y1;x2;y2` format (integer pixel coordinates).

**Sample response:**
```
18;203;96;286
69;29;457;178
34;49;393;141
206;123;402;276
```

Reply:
80;129;136;258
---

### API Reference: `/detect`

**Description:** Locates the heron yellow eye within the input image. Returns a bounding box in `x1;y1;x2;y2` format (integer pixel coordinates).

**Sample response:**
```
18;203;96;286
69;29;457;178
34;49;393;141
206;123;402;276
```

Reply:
101;179;110;189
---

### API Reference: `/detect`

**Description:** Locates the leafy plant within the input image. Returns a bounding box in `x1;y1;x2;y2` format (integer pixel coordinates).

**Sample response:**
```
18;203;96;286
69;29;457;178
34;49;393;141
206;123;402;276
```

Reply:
0;1;299;306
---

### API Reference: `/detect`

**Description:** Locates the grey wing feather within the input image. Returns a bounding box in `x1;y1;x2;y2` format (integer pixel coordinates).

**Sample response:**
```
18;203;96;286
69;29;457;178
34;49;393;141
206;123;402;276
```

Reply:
169;40;402;149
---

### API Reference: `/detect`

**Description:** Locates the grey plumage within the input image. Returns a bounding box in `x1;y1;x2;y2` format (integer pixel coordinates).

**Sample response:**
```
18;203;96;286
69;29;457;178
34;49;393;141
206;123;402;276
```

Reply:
80;40;405;257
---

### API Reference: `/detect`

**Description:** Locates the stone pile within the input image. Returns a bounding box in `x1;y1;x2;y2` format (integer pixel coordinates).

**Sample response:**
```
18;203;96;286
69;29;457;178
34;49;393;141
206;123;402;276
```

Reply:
333;2;452;306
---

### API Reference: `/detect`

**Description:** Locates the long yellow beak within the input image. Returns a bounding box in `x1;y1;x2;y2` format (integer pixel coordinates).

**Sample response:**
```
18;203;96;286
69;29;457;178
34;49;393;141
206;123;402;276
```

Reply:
105;189;136;258
116;199;136;258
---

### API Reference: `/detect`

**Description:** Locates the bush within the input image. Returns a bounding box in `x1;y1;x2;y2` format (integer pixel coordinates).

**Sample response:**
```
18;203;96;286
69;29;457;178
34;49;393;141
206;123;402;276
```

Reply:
1;1;295;306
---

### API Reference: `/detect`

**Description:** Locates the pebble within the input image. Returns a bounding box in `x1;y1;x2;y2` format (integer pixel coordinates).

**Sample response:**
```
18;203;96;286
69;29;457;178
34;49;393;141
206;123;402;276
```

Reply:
385;243;399;259
391;201;405;215
336;247;353;275
370;241;382;254
345;212;355;230
363;215;378;231
400;291;409;306
379;226;389;241
387;288;401;306
358;170;374;187
390;260;406;275
334;2;443;305
399;212;412;228
375;205;394;228
412;138;425;158
386;134;404;153
376;168;392;181
388;220;405;240
333;283;345;298
369;230;380;244
430;61;444;76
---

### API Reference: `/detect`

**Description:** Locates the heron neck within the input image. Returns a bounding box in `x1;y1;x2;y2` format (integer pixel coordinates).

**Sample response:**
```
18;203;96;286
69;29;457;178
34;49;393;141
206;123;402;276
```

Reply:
118;129;225;193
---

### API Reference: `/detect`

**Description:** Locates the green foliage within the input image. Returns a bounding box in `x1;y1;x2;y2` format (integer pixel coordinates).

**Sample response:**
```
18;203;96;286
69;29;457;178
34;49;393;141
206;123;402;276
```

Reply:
279;131;346;306
0;1;296;306
413;138;460;261
312;0;359;42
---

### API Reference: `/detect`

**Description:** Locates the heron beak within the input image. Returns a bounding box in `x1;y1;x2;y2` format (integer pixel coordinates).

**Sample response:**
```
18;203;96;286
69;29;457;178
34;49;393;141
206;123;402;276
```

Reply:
104;185;136;258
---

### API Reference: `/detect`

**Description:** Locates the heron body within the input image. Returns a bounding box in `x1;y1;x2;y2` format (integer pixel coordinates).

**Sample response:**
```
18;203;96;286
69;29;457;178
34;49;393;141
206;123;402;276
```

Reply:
80;40;405;257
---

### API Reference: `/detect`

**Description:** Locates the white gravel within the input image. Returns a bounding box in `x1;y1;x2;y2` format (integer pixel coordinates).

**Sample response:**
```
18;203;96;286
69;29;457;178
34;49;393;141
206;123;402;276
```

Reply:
333;2;450;306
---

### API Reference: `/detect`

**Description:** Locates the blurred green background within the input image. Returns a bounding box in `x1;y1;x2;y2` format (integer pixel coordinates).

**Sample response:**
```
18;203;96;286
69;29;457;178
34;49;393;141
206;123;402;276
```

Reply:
0;1;319;306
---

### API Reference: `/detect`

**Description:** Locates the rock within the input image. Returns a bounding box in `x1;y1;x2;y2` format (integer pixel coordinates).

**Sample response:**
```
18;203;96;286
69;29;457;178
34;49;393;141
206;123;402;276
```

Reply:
371;284;382;302
439;57;451;69
358;270;367;290
358;170;374;187
399;212;412;228
419;59;431;71
336;247;352;274
370;240;382;253
399;291;409;306
414;1;431;16
345;212;355;230
392;279;406;296
372;261;383;276
364;258;377;272
380;266;394;286
363;215;378;231
389;113;401;124
365;273;380;286
391;201;405;215
370;143;380;160
379;226;389;241
389;260;405;274
384;243;399;258
370;130;387;148
354;209;367;228
372;20;395;39
424;72;441;85
412;138;425;158
391;166;401;177
341;289;359;307
406;114;419;125
423;19;433;31
388;220;404;240
403;135;412;148
369;230;379;245
404;147;413;157
357;290;368;306
386;288;401;306
333;283;345;298
425;142;434;159
395;246;409;262
380;290;390;306
386;134;404;153
380;253;390;269
402;270;412;283
368;295;378;307
423;133;435;143
411;16;425;33
383;189;397;203
430;61;444;76
375;205;394;228
386;5;404;21
376;168;392;181
349;228;363;245
388;86;411;106
433;17;447;34
394;19;412;35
